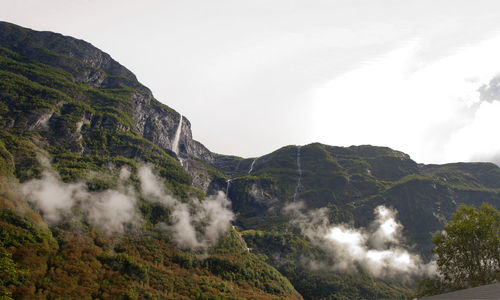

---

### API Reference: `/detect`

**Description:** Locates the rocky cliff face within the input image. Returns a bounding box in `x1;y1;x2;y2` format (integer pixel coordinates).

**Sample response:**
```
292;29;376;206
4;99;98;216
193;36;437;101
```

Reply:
131;89;215;163
4;21;500;300
217;143;500;259
131;92;219;190
0;21;217;191
0;22;306;300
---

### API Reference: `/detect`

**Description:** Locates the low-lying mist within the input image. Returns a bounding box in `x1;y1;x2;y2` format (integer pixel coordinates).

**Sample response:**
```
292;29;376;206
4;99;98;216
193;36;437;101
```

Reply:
138;165;234;249
285;202;436;279
21;163;234;250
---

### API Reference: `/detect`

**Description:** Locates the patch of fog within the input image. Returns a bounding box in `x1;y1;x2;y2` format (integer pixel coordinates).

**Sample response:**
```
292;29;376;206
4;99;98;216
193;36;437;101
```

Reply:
22;164;234;250
138;165;234;249
284;202;436;279
22;171;86;225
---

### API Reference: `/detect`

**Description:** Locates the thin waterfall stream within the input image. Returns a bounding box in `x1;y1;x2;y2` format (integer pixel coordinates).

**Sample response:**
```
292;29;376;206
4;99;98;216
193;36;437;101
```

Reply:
286;146;303;233
248;158;257;174
172;115;183;156
225;179;231;197
292;146;302;202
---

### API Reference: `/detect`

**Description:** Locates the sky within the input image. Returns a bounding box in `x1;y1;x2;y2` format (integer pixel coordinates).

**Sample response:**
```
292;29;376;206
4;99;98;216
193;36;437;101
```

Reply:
3;0;500;164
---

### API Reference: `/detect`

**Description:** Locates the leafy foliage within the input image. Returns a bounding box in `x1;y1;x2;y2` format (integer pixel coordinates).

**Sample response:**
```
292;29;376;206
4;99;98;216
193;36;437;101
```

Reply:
2;20;500;300
0;21;302;299
0;205;301;299
241;230;408;299
0;248;18;299
433;203;500;289
414;203;500;298
221;141;500;298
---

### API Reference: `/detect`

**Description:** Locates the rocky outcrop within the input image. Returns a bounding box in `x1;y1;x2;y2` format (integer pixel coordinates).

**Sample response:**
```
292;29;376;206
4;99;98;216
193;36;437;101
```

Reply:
0;21;215;166
129;90;215;164
0;21;137;88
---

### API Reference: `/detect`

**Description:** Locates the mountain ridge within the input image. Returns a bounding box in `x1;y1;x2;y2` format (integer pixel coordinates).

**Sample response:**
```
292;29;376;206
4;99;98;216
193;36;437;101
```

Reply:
1;21;499;299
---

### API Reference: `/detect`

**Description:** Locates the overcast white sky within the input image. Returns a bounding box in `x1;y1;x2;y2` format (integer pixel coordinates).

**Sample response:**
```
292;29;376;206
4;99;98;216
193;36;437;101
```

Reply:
3;0;500;164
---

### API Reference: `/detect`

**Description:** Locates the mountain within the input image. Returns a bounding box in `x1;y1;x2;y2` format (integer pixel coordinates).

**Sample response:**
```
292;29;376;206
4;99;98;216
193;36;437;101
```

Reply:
224;144;500;257
0;21;300;299
0;21;499;299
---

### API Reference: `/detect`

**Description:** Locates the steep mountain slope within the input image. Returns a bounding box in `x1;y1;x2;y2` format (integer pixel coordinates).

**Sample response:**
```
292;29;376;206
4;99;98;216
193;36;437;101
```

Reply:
0;21;300;299
1;21;499;300
214;143;500;298
220;143;500;256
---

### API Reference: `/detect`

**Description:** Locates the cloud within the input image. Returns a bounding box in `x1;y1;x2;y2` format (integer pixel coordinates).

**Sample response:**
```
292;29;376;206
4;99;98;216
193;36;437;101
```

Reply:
84;189;139;234
479;75;500;103
285;203;436;278
138;165;176;205
22;167;138;233
22;164;234;250
138;165;234;250
312;34;500;165
444;101;500;165
369;206;402;249
21;170;86;225
199;193;234;240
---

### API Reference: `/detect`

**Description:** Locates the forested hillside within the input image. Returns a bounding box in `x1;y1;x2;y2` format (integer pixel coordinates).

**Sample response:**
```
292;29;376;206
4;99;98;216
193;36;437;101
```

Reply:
1;21;499;299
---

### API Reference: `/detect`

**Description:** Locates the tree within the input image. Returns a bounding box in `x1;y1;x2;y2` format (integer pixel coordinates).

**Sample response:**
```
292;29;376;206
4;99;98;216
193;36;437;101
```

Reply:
0;248;18;300
432;203;500;290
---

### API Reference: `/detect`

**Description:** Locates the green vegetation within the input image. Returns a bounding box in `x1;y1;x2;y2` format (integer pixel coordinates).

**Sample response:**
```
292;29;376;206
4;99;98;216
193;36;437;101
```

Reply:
0;248;18;299
220;141;500;298
434;203;499;287
0;21;302;299
421;162;500;191
241;230;408;299
415;203;500;297
0;208;300;299
0;21;197;197
2;20;500;299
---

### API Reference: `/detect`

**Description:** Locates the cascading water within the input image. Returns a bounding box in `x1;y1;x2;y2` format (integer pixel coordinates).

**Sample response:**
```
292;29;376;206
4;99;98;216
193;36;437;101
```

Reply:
172;115;183;156
292;146;302;202
286;146;303;234
248;158;257;174
225;179;231;197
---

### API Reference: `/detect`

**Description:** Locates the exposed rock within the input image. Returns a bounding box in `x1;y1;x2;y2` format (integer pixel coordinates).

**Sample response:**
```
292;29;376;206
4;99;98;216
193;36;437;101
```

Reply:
130;91;215;165
0;21;216;178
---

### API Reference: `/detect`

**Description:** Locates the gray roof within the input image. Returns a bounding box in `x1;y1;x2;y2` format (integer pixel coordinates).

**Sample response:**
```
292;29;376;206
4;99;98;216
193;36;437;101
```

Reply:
421;283;500;300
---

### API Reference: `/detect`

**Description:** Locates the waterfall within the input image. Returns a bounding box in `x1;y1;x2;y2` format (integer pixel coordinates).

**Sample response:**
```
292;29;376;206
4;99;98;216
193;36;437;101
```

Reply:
172;115;183;155
225;179;231;197
292;146;302;202
286;145;303;234
248;158;257;174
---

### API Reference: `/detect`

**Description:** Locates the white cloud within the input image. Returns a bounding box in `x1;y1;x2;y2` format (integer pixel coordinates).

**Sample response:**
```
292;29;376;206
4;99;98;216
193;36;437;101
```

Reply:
312;33;500;164
138;165;234;250
286;203;436;278
3;1;500;160
22;167;139;233
85;189;139;234
22;164;234;248
444;101;500;164
21;171;85;225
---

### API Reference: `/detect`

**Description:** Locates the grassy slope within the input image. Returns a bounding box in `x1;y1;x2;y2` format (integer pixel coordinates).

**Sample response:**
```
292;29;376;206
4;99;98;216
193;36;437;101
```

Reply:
221;143;500;299
0;22;300;300
3;21;500;300
220;144;411;299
